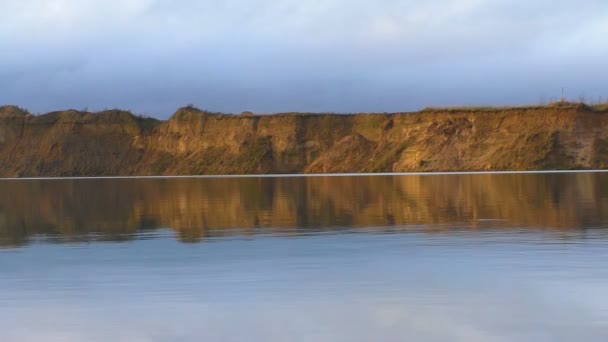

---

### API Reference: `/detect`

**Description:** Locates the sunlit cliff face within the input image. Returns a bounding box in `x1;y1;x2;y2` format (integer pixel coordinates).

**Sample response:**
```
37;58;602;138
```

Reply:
1;173;607;247
2;105;608;177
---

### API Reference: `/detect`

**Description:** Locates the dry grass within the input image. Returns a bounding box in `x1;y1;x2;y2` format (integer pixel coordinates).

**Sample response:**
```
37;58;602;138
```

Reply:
420;101;601;113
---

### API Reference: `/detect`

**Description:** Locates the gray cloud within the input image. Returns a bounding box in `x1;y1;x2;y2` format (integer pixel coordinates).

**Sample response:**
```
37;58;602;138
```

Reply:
1;0;607;117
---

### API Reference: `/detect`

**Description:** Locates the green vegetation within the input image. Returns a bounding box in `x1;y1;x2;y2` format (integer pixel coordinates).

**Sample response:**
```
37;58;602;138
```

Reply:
591;103;608;112
593;138;608;168
421;100;608;113
364;139;411;173
233;136;273;173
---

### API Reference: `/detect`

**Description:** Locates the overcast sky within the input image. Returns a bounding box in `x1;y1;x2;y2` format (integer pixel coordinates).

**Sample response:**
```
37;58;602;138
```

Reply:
1;0;607;118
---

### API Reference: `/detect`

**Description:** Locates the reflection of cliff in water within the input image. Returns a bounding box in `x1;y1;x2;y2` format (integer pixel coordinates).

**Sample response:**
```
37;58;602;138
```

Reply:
2;173;608;247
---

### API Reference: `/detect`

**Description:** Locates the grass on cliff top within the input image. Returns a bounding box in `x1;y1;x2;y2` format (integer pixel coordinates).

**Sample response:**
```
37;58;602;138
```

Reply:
5;99;608;120
194;100;608;117
421;101;608;113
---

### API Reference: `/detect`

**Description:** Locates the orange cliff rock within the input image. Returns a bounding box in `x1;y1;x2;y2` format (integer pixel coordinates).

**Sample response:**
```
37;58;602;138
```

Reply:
1;103;608;177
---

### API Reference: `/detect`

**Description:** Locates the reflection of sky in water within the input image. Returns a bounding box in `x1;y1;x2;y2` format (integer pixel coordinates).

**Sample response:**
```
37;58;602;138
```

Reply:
1;231;608;341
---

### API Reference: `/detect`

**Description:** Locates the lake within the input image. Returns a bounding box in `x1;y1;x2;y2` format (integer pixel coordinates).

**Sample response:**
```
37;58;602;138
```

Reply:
1;172;608;341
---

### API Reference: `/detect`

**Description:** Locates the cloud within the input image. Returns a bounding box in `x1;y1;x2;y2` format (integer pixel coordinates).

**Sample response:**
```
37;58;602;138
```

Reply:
2;289;607;342
1;1;607;117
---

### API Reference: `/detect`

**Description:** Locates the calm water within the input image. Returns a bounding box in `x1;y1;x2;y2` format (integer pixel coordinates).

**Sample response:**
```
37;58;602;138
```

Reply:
1;173;608;341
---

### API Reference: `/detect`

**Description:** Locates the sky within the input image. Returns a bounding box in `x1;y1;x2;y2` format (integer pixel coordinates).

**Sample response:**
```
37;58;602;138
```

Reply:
1;0;608;118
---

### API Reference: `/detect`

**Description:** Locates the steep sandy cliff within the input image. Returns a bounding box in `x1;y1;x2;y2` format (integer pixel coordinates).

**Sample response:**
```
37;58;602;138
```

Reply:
1;103;607;177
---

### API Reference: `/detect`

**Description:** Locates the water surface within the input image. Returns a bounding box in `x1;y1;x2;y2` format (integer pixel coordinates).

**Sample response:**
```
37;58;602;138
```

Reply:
1;173;608;341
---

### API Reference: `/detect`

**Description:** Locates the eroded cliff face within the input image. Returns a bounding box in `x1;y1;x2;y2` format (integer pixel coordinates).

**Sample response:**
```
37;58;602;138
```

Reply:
0;106;158;177
1;104;607;177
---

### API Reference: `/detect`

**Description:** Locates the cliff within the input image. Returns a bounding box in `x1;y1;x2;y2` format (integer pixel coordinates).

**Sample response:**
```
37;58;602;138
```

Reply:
1;103;608;177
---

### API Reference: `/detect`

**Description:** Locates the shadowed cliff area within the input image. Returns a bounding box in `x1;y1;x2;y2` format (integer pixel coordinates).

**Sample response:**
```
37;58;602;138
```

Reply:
1;103;608;177
1;173;608;247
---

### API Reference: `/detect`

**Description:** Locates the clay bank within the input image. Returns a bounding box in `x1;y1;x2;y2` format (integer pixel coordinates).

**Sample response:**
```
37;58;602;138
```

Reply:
1;103;607;177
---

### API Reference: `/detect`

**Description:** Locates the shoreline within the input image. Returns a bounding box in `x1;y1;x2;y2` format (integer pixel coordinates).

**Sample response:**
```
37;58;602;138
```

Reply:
1;169;607;181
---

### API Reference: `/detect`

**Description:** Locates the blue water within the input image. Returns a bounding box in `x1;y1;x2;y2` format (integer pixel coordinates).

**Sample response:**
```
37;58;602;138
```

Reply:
1;173;608;341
